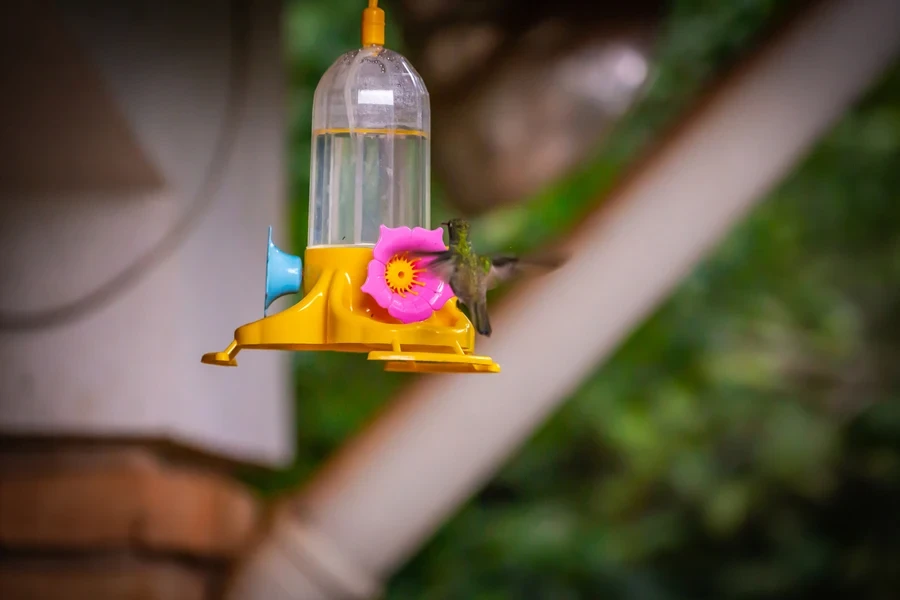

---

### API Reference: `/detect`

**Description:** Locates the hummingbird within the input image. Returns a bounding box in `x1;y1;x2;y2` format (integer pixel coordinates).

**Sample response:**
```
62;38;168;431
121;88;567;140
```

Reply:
411;218;566;337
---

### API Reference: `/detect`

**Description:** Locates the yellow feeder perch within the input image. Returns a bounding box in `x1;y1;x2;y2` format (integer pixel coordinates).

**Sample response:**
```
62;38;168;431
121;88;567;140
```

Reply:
201;1;500;374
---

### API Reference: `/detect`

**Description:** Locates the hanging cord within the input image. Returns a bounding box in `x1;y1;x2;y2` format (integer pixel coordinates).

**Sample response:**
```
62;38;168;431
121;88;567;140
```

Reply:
0;0;252;332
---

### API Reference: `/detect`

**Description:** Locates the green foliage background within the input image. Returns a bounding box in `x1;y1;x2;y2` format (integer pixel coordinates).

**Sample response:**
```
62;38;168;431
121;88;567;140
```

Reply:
246;1;900;597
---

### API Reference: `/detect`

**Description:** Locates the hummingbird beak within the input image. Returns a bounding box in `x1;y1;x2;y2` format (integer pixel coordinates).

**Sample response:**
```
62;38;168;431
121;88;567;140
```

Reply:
439;221;449;228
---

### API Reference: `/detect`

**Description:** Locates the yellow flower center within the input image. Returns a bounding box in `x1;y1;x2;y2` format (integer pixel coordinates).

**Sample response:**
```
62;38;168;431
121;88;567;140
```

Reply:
385;254;425;297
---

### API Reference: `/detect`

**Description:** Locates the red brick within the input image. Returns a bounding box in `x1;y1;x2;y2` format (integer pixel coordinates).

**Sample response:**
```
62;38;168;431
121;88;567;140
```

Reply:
0;558;210;600
0;451;261;558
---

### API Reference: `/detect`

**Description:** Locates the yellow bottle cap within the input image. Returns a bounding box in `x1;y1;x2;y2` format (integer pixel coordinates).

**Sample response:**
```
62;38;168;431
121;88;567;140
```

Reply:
361;1;385;47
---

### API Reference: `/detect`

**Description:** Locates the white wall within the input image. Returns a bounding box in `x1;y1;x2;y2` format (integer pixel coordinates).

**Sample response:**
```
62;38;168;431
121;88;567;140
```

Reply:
0;0;293;466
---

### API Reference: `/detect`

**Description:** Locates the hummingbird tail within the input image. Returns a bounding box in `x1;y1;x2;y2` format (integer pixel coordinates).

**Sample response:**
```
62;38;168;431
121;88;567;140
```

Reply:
472;301;492;337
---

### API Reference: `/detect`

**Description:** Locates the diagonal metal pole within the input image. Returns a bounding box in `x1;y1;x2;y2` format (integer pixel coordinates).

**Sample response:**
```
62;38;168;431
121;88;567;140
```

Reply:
228;0;900;597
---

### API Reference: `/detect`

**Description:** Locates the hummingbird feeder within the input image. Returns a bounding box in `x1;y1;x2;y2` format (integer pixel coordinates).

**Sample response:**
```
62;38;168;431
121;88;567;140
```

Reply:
201;0;501;373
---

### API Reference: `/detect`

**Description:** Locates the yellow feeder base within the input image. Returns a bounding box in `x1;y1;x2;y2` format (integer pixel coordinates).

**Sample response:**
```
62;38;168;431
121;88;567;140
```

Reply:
201;246;501;373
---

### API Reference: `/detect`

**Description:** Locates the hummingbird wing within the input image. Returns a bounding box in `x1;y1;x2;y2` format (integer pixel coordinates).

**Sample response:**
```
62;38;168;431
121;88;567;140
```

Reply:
409;250;456;283
485;252;568;290
484;256;521;290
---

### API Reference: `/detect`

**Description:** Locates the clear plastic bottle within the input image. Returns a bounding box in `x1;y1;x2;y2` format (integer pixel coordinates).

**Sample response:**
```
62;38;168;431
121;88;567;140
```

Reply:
308;42;431;247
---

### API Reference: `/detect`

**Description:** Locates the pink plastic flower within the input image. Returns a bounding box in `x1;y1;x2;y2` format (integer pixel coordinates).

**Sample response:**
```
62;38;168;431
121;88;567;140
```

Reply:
361;224;455;324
